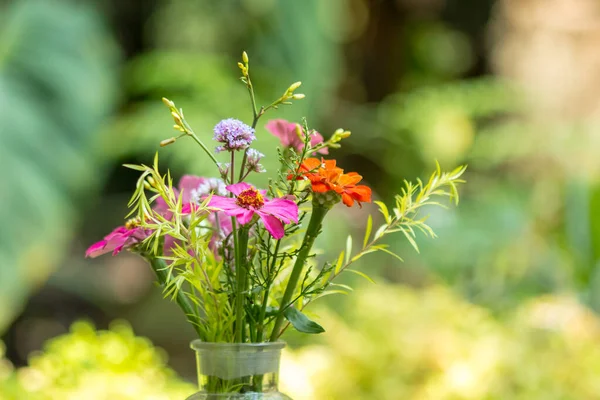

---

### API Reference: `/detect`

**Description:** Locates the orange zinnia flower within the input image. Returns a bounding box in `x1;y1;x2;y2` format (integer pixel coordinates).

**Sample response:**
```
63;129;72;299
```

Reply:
293;158;372;207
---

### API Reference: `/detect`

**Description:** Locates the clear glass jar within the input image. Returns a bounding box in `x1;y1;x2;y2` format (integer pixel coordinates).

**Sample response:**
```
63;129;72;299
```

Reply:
186;341;292;400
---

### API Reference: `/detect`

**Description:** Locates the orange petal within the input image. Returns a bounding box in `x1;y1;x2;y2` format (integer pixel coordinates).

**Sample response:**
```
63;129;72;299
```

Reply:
338;172;363;186
322;159;338;171
301;158;322;173
312;182;330;192
348;185;372;202
341;192;355;207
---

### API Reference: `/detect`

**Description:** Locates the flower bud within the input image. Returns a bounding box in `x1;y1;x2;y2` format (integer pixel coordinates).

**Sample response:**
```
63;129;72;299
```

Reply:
217;162;231;180
160;137;176;147
292;93;305;100
289;81;302;91
242;51;249;63
294;124;304;141
331;128;351;143
162;97;175;108
173;124;185;132
171;111;183;126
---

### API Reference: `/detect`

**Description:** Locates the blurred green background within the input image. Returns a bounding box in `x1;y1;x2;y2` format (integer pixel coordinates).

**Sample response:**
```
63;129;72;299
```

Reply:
3;0;600;398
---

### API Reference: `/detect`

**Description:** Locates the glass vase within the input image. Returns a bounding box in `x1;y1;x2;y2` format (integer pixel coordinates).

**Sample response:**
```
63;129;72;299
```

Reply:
186;341;292;400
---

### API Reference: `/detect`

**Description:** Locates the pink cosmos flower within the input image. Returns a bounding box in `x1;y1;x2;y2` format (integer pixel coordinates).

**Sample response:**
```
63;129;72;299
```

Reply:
265;119;328;155
85;220;149;258
86;175;238;259
208;182;299;239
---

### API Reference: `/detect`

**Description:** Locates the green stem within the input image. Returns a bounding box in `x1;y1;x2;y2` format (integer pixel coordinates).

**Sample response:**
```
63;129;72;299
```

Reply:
185;128;219;167
256;239;282;342
234;225;250;342
269;204;329;341
148;257;203;338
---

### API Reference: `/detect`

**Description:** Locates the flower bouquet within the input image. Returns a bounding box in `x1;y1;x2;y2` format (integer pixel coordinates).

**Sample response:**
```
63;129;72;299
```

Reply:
86;52;466;399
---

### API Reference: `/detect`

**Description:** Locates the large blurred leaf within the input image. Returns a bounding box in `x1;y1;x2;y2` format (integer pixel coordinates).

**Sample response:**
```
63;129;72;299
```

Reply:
0;0;118;330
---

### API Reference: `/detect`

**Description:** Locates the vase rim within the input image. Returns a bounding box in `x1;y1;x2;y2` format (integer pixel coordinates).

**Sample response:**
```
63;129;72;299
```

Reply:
190;339;286;351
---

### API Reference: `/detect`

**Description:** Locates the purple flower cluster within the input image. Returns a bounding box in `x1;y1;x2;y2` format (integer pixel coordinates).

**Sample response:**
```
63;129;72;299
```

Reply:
213;118;256;153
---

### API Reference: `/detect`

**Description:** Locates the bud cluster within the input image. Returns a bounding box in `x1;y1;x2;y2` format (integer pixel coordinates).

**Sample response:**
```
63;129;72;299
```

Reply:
160;97;188;147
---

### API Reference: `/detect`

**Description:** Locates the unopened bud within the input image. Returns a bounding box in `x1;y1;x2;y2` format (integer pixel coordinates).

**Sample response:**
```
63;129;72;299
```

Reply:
147;176;156;187
288;81;302;93
160;137;177;147
332;128;351;143
292;93;305;100
294;124;304;140
171;111;182;125
217;162;231;180
242;51;249;63
162;97;175;108
173;124;185;132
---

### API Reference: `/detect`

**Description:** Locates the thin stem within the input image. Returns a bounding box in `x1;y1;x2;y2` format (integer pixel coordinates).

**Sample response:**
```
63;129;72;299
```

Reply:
269;204;329;341
234;224;250;342
183;123;219;167
147;257;203;338
256;239;281;342
238;77;263;181
230;151;235;186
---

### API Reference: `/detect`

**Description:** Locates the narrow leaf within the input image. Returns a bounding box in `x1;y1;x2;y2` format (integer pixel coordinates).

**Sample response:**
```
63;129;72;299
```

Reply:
284;307;325;334
335;251;345;274
363;215;372;248
375;201;391;223
345;235;352;264
345;269;376;284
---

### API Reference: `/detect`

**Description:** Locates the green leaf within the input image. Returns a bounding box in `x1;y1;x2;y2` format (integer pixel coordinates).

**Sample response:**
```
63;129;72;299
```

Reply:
284;307;325;334
400;227;420;253
363;215;373;248
345;269;376;284
334;251;345;274
375;201;391;223
345;235;353;264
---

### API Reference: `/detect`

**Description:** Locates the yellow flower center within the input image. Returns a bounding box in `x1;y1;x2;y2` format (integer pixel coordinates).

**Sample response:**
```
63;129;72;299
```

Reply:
125;218;140;229
236;188;265;209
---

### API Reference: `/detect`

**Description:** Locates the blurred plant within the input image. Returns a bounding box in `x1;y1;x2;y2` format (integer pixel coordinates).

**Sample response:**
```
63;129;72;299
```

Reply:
0;321;194;399
281;284;600;399
370;76;600;312
104;0;344;181
0;0;118;331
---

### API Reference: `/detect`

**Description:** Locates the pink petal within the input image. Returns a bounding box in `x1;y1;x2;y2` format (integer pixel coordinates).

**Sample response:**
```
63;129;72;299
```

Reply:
261;198;299;224
265;119;296;148
85;240;108;258
179;175;206;203
236;209;255;225
226;182;253;196
259;213;285;239
163;235;177;256
310;131;328;155
207;196;240;212
85;226;148;258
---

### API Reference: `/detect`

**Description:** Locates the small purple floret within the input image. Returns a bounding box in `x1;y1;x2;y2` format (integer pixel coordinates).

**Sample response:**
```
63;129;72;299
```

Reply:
213;118;256;153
